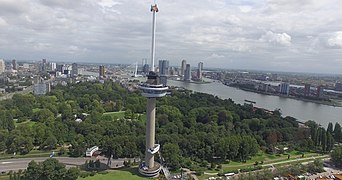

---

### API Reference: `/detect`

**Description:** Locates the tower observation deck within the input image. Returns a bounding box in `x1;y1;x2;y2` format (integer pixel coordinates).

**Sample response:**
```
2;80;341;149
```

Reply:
138;3;168;178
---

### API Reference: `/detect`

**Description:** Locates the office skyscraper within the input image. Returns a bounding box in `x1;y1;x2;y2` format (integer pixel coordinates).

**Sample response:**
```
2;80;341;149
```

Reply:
181;59;186;76
184;64;191;81
51;63;57;71
158;60;169;86
0;59;5;74
72;63;78;77
158;60;169;76
12;59;17;70
279;83;290;96
197;62;203;80
99;65;105;77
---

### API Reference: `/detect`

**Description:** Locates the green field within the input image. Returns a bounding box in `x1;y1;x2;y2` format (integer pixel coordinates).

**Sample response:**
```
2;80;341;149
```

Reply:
14;120;36;128
102;111;146;122
102;111;126;120
78;168;149;180
210;151;320;173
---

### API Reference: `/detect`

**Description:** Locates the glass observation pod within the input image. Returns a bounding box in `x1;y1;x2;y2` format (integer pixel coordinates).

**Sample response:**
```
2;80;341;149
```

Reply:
147;144;160;154
139;83;168;98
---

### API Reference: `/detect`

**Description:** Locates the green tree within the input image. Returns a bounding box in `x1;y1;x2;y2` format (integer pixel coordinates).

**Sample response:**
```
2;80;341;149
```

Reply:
65;167;80;180
334;122;342;142
331;145;342;168
162;143;182;170
42;135;58;150
23;161;42;180
306;159;324;173
327;122;334;134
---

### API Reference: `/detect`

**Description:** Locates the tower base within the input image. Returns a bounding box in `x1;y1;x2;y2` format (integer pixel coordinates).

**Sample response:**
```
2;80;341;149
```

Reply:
138;161;161;177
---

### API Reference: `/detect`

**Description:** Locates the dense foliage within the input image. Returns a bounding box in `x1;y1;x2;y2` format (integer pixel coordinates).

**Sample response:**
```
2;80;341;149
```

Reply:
331;145;342;168
11;158;79;180
0;81;339;171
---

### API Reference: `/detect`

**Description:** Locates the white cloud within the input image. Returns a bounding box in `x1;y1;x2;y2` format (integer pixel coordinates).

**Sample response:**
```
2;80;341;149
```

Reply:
0;0;341;73
239;6;252;13
0;17;8;26
260;31;292;46
327;31;342;48
207;53;225;59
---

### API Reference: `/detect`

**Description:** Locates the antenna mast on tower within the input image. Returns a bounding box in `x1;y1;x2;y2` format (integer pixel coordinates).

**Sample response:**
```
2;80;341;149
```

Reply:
150;2;158;72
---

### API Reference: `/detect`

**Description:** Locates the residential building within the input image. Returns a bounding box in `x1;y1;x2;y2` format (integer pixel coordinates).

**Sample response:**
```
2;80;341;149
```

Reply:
72;63;78;77
181;59;186;76
184;64;191;81
99;65;105;77
50;62;56;71
12;59;17;70
197;62;203;80
279;83;290;96
158;60;169;75
0;59;5;74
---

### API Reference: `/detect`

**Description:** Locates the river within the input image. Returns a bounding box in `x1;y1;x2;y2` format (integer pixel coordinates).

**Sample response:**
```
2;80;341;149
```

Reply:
168;80;342;127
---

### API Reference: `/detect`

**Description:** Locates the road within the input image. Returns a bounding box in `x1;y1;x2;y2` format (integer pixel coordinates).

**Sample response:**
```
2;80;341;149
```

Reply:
0;157;135;172
0;86;33;101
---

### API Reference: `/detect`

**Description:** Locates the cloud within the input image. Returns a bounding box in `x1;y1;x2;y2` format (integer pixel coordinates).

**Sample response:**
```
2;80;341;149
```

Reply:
207;53;225;59
0;17;8;26
260;31;292;46
0;0;341;73
327;31;342;48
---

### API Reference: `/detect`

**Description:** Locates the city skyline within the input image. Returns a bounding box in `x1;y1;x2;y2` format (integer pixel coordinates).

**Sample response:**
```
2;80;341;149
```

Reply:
1;1;342;74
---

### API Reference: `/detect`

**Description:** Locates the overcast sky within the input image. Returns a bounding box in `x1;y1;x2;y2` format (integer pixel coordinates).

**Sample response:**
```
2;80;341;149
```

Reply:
1;0;342;73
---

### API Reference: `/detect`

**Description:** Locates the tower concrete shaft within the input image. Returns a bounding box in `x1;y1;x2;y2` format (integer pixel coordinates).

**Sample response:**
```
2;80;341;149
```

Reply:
145;98;156;168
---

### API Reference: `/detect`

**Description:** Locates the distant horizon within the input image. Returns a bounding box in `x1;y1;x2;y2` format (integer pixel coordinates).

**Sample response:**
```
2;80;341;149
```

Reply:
4;58;342;76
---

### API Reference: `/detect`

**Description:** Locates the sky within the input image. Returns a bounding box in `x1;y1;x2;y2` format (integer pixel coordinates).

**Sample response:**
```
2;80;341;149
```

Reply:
0;0;342;74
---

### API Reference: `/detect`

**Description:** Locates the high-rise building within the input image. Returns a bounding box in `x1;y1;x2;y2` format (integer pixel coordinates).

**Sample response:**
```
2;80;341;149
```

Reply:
51;62;57;71
181;59;186;76
197;62;203;80
279;83;290;96
158;60;169;76
39;59;47;73
72;63;78;77
99;65;105;77
184;64;191;81
56;64;64;73
0;59;5;74
138;3;168;178
12;59;17;70
158;60;169;86
304;84;311;96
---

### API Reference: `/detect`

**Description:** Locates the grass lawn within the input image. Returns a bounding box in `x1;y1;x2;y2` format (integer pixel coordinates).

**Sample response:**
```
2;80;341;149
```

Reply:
102;111;146;122
215;150;320;173
78;168;149;180
0;176;9;180
102;111;126;120
14;120;36;128
32;108;41;113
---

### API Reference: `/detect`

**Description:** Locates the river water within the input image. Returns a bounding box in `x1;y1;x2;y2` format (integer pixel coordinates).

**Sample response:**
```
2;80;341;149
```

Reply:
168;80;341;127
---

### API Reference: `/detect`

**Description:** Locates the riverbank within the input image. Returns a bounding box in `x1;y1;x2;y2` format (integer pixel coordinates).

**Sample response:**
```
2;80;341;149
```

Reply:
226;84;342;107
